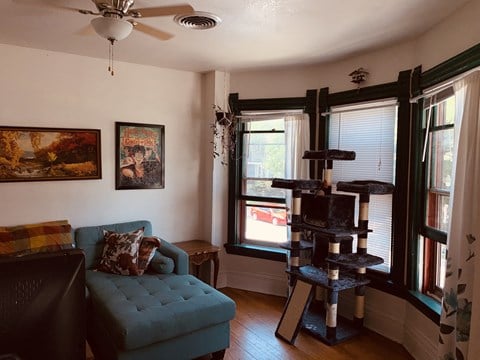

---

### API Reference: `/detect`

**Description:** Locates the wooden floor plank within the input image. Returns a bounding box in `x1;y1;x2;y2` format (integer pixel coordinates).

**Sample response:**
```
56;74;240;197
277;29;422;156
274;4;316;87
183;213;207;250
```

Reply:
218;287;414;360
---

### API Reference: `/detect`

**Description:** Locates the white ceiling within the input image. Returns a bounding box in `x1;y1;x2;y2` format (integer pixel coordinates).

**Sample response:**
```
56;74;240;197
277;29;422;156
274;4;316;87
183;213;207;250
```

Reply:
1;0;471;73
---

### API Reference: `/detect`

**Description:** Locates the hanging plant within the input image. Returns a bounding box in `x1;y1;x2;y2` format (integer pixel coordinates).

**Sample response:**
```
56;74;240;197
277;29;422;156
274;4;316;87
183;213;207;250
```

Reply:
211;104;237;165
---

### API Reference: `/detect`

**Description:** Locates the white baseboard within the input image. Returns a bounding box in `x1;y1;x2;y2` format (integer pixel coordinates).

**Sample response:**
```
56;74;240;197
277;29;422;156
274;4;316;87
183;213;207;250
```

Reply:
403;326;437;360
225;270;288;297
403;304;438;360
338;288;406;343
216;271;228;289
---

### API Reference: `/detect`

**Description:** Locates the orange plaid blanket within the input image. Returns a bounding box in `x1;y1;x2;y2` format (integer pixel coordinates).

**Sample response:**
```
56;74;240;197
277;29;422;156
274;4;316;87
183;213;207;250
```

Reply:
0;220;73;256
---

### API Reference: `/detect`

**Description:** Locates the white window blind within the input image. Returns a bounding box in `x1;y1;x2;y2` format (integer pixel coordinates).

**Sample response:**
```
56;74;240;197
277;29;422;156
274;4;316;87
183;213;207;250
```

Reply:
328;100;397;272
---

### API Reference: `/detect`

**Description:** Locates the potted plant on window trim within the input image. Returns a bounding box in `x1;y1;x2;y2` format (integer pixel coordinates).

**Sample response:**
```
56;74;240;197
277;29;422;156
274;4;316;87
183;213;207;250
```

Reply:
211;104;237;165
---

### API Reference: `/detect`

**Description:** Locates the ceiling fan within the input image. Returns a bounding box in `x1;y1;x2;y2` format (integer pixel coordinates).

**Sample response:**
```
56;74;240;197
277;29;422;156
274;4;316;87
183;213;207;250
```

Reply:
16;0;196;75
76;0;194;42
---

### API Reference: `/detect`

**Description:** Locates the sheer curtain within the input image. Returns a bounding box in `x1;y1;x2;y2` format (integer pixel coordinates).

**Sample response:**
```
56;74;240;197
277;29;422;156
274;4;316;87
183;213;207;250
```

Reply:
438;72;480;360
285;113;310;180
284;113;309;222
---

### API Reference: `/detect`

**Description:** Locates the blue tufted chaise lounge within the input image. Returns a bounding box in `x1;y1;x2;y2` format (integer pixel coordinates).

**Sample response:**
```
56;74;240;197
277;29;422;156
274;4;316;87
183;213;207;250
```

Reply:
75;220;236;360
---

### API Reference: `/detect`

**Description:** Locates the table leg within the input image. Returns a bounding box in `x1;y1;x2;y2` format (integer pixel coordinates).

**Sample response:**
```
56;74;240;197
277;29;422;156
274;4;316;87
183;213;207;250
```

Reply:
213;253;219;289
193;263;200;278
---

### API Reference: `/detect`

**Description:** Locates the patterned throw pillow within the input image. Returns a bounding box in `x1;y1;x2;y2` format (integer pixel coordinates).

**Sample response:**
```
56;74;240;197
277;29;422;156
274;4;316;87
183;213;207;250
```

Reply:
0;220;73;257
98;228;144;276
137;236;161;275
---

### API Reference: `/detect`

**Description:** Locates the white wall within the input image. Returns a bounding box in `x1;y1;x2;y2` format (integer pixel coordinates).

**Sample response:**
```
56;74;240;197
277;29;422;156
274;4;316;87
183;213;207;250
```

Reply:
231;39;416;98
2;0;480;357
224;1;480;359
415;0;480;71
202;70;230;288
0;44;209;245
231;0;480;99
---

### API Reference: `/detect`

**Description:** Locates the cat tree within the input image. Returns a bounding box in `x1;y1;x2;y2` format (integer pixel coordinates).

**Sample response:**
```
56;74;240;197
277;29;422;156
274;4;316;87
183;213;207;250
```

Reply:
273;149;394;345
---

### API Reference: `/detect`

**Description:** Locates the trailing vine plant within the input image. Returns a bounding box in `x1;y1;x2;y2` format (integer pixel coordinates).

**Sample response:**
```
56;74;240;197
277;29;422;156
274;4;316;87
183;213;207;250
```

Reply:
211;104;237;166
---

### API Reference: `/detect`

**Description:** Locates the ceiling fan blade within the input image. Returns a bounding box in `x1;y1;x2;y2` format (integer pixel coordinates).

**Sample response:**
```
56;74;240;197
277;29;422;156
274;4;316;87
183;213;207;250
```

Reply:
13;0;83;13
131;4;194;18
129;21;174;41
78;9;101;15
75;24;95;36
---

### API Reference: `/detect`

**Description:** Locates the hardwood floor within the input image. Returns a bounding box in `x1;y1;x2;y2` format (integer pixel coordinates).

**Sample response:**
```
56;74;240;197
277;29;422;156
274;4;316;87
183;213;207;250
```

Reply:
217;287;414;360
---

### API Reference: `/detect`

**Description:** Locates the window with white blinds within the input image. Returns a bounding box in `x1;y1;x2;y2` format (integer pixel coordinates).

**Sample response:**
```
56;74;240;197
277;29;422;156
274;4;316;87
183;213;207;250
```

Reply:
328;100;397;272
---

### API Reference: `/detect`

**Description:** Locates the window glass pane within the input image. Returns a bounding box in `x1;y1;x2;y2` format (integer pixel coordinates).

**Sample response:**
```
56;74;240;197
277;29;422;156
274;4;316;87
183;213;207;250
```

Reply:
239;115;291;247
435;97;455;126
244;179;286;198
247;118;285;131
419;91;455;301
242;131;285;198
426;191;450;232
244;201;287;244
334;189;393;272
425;94;455;234
436;243;447;289
428;128;454;191
328;102;397;272
423;88;455;127
328;104;397;183
365;194;392;271
417;235;425;292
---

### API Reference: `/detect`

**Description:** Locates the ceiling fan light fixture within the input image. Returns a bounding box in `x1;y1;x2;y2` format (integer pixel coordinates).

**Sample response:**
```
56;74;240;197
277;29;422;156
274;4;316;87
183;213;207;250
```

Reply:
91;17;133;41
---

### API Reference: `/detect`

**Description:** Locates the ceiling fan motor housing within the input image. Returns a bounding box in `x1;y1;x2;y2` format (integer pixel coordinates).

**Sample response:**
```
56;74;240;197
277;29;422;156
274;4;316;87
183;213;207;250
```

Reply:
93;0;135;16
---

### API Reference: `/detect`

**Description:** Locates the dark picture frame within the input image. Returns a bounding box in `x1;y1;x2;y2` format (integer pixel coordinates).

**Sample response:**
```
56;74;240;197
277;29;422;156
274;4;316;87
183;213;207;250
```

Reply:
115;122;165;190
0;126;101;182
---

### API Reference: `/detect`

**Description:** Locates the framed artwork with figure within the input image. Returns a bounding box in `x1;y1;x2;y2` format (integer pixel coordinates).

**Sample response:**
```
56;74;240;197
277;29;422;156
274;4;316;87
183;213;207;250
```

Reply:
115;122;165;190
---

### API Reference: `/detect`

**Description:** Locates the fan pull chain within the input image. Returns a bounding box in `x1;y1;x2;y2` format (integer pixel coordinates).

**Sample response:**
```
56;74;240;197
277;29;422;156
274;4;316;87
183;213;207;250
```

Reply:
108;41;112;74
108;39;115;76
111;43;115;76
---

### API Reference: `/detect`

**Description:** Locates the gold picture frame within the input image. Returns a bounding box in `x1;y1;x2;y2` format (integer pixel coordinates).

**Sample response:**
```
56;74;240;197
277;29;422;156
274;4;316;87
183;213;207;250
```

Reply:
0;126;101;182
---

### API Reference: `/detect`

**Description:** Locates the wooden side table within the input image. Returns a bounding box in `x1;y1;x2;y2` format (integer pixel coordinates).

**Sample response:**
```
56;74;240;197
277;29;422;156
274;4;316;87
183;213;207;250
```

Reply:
175;240;220;288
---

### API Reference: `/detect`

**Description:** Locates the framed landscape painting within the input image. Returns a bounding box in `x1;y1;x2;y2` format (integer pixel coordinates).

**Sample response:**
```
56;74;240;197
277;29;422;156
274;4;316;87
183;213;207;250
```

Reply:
0;126;101;182
115;122;165;190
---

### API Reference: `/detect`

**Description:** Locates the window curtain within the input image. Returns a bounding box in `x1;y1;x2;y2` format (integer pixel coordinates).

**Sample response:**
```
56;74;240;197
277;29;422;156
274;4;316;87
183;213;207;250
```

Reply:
438;72;480;360
285;113;310;180
284;113;309;221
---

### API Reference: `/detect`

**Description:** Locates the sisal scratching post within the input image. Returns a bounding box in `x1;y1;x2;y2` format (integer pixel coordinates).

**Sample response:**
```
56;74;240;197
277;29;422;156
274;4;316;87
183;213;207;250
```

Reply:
288;189;303;294
326;236;340;340
354;193;370;327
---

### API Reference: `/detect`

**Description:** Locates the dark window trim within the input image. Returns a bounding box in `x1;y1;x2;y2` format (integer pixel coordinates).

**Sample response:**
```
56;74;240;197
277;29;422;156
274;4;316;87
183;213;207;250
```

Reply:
240;195;285;203
408;42;480;323
407;291;441;323
226;90;317;261
224;243;286;262
419;42;480;91
407;66;424;293
326;81;399;106
319;71;411;291
423;226;448;245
